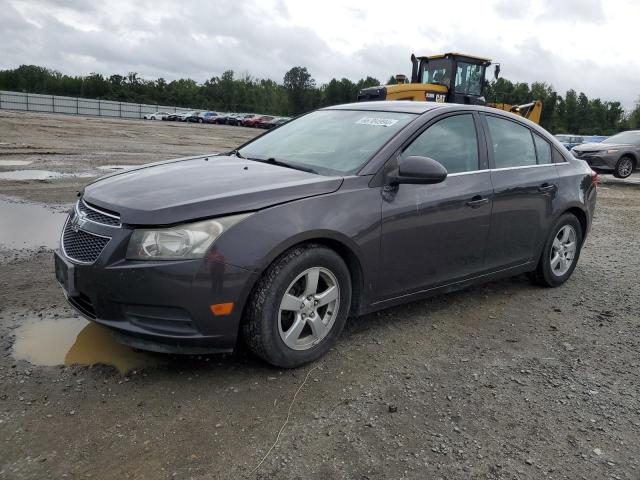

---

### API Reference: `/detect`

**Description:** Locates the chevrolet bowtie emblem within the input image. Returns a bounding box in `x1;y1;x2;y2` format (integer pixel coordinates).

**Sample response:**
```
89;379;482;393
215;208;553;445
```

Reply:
71;210;87;232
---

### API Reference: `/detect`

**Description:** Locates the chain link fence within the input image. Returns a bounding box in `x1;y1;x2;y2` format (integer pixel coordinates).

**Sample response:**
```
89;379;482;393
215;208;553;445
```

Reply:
0;90;195;119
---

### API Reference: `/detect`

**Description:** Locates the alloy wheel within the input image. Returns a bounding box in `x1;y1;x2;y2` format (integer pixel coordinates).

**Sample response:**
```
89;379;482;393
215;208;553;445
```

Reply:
618;158;633;178
550;225;577;276
278;267;340;351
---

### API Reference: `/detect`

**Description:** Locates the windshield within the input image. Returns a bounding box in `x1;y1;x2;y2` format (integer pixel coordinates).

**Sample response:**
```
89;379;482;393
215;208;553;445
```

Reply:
602;131;640;145
238;109;416;175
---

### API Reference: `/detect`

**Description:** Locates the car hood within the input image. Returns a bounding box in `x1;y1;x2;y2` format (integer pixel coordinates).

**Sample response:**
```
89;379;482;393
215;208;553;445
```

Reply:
573;142;631;152
83;155;343;225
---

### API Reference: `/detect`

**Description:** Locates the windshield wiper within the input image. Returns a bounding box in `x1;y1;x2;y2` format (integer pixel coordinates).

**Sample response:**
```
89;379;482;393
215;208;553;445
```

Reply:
230;149;245;158
248;157;318;174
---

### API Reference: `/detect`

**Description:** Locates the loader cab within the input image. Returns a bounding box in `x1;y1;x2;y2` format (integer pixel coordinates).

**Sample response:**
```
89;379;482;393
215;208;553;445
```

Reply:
414;53;492;105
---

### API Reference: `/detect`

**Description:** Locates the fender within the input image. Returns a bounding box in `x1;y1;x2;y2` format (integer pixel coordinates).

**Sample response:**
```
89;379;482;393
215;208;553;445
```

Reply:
211;180;383;310
531;200;590;266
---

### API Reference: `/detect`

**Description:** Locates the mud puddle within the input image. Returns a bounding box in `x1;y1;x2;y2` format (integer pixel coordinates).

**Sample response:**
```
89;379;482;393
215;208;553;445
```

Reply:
12;317;161;374
0;160;33;167
0;170;95;181
0;198;67;249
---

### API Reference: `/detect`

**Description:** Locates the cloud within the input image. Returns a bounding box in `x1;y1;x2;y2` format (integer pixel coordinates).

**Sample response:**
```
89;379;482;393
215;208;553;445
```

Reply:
538;0;605;24
0;0;637;109
494;0;532;19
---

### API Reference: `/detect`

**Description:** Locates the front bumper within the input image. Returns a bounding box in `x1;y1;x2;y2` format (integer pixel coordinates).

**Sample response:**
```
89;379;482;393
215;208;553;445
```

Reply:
573;152;617;170
54;217;258;354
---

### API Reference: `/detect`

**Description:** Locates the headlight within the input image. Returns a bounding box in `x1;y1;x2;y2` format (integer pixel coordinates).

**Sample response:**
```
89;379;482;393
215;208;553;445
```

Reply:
605;149;619;154
126;213;251;260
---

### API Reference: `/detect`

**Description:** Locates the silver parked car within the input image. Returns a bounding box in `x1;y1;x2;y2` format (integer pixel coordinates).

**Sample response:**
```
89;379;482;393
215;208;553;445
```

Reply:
143;111;170;120
572;130;640;178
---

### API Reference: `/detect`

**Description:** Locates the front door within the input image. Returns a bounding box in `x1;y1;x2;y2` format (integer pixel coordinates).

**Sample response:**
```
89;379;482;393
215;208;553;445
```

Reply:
377;113;493;301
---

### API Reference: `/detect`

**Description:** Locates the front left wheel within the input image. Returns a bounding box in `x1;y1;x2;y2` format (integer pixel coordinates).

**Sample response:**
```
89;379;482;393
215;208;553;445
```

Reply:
243;245;352;368
614;156;634;179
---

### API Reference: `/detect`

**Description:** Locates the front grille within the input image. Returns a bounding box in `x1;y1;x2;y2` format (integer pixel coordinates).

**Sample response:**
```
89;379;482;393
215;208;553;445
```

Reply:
62;220;110;264
69;293;96;318
78;199;120;227
123;305;198;335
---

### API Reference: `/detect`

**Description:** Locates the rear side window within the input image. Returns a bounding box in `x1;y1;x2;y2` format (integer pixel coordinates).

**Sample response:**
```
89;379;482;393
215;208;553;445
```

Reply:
533;134;552;164
485;116;537;168
553;148;568;163
401;114;479;174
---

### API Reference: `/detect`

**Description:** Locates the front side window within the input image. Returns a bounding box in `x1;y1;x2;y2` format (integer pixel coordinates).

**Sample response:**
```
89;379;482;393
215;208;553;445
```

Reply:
485;116;537;168
238;110;416;175
422;59;452;87
455;62;484;96
400;114;479;174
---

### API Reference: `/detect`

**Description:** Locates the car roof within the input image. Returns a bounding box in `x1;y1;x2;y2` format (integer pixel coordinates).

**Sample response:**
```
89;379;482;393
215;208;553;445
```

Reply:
325;101;447;114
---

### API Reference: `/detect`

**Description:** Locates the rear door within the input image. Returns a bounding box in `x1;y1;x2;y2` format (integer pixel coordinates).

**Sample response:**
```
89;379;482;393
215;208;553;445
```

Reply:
481;113;559;270
377;112;493;300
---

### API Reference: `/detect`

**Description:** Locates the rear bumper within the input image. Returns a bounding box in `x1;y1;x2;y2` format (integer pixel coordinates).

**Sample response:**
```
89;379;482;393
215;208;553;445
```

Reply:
55;249;258;353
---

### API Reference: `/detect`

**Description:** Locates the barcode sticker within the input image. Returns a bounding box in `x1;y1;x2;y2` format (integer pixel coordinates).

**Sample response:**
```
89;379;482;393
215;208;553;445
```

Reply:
356;117;399;127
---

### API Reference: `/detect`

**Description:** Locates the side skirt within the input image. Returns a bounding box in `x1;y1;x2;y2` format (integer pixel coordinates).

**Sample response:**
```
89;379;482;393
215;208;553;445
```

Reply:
361;261;537;315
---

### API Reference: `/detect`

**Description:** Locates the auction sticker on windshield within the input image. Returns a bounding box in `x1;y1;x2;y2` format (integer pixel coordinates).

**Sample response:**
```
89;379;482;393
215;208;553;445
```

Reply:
356;117;399;127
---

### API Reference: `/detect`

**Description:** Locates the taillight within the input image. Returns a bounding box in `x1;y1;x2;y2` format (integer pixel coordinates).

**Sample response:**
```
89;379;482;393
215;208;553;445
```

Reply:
591;170;599;188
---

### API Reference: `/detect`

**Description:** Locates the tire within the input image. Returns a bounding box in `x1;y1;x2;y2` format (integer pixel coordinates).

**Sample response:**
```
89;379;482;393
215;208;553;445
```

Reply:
528;213;583;287
613;156;634;179
243;244;352;368
198;118;203;124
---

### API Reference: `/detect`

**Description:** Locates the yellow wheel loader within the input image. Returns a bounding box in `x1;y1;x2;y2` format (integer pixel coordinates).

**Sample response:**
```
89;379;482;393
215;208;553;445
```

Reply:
357;52;542;124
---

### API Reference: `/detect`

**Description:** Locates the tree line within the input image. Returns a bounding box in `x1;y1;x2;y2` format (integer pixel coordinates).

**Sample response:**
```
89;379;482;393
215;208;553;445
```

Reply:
1;64;639;134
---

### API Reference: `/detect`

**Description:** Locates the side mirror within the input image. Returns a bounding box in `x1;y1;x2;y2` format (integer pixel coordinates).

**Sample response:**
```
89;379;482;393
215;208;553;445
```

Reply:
389;156;448;185
494;64;501;80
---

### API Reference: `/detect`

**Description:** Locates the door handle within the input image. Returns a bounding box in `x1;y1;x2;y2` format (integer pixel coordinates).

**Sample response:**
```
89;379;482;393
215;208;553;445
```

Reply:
538;183;557;193
465;196;489;208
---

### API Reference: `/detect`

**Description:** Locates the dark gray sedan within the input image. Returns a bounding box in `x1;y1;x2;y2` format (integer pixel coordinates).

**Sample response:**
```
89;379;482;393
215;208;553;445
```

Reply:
572;130;640;178
54;101;597;367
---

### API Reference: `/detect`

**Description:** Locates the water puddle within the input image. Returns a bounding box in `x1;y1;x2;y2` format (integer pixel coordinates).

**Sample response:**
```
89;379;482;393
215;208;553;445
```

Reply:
12;317;160;374
0;170;63;180
0;160;33;167
0;198;67;249
0;170;95;181
97;165;137;172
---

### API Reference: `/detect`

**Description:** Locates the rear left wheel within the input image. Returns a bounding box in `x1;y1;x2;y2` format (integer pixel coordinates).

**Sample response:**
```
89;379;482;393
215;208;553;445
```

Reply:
529;213;583;287
243;245;351;368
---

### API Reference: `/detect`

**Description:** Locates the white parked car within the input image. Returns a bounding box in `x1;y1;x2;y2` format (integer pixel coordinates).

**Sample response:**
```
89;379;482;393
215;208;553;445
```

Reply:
143;111;170;120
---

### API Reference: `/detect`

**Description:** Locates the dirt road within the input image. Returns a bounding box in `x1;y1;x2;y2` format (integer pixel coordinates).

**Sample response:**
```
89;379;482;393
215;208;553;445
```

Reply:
1;111;639;479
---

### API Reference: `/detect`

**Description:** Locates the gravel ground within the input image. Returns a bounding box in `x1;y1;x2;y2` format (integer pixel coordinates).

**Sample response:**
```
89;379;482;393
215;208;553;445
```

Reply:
0;111;639;479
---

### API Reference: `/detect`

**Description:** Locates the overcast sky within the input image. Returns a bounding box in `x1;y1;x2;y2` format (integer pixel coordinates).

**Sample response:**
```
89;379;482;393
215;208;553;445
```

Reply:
2;0;639;108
